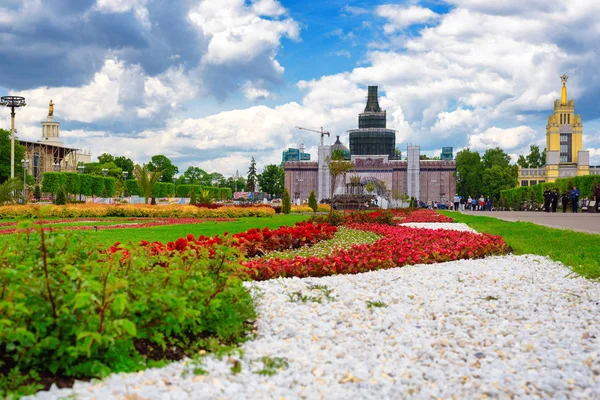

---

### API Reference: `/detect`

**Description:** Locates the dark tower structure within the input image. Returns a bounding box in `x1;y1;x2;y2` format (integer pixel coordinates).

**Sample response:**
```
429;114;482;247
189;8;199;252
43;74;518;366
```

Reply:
348;86;396;159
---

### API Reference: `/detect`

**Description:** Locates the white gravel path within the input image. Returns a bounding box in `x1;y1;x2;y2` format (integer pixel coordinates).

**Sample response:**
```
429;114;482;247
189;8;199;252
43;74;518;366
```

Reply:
401;222;478;232
30;254;600;400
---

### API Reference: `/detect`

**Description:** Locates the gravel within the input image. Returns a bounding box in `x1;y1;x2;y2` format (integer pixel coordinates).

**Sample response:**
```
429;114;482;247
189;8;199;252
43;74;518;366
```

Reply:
401;222;478;232
29;252;600;400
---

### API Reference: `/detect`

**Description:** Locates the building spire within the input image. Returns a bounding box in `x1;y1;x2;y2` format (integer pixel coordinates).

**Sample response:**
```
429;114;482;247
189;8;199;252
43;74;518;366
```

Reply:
560;74;568;105
364;86;381;113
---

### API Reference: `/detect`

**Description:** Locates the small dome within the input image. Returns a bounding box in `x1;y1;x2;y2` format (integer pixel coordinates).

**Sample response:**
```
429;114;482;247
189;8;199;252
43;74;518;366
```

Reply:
331;136;351;160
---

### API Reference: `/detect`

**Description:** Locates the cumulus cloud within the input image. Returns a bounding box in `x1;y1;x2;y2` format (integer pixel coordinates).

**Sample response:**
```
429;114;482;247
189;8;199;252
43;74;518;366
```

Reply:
468;126;536;151
376;5;439;33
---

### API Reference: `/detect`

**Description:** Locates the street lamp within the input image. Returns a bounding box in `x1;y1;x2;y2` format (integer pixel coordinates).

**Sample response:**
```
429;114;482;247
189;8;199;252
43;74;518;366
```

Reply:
53;162;60;172
102;168;108;177
122;171;129;180
21;159;29;202
0;96;26;179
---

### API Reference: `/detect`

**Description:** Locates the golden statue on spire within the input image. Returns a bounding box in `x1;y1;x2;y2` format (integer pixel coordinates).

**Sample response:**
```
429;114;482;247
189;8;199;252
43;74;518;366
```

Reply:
560;75;568;106
48;100;54;117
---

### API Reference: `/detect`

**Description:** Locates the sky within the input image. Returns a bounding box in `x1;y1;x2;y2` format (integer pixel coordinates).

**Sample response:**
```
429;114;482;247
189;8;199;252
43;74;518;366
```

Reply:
1;0;600;177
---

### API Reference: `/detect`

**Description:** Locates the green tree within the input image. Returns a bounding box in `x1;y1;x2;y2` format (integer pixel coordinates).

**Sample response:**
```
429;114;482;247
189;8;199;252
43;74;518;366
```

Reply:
210;172;226;187
327;149;354;210
135;163;163;204
33;185;41;201
97;153;115;165
181;166;208;184
114;156;134;179
225;176;247;193
282;189;291;214
481;147;512;169
526;145;545;168
456;148;483;198
247;157;257;192
148;155;179;183
190;187;197;205
517;155;529;168
0;128;26;183
481;165;518;201
258;164;284;198
55;185;66;205
308;191;318;212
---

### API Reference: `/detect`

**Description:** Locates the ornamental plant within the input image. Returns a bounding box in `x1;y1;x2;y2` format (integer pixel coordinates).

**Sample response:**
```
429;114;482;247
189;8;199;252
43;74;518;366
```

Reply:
54;185;66;205
0;224;255;397
308;191;318;212
282;189;291;214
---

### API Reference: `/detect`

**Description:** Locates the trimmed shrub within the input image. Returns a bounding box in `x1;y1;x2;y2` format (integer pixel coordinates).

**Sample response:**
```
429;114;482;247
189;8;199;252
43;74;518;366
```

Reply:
63;172;80;196
152;182;175;198
308;191;318;212
103;177;116;197
80;174;93;196
220;187;232;200
41;172;64;194
124;179;142;196
91;176;104;197
282;189;291;214
55;186;66;205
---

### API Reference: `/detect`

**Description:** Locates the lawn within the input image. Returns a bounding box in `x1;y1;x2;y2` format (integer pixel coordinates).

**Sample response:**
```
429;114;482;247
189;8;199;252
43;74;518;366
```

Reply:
441;211;600;279
0;214;311;247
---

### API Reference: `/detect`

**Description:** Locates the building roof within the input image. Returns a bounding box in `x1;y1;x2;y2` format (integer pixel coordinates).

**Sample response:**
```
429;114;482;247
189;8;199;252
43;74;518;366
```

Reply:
18;139;80;151
331;136;351;160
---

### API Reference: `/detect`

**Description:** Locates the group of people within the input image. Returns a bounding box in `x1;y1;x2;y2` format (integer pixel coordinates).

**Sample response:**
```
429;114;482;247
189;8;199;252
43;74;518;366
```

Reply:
542;185;600;213
451;195;492;211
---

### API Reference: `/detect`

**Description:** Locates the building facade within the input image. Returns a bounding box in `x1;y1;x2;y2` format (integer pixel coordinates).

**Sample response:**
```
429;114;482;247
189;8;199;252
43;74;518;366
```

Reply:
281;145;310;165
518;75;598;186
19;101;91;183
284;86;456;205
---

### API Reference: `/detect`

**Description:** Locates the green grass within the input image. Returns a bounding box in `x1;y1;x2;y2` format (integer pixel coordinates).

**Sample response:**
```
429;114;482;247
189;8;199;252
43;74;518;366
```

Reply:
440;211;600;279
48;214;310;247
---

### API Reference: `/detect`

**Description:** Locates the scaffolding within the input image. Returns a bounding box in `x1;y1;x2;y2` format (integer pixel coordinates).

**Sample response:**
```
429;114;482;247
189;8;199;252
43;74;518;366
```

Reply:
19;140;81;183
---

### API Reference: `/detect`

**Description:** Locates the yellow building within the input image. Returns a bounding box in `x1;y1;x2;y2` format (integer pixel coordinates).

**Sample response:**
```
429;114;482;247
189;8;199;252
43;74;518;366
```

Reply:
518;75;599;187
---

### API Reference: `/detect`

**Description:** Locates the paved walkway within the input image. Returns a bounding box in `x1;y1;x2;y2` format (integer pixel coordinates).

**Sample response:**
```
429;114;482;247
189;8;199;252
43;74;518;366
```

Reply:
460;210;600;234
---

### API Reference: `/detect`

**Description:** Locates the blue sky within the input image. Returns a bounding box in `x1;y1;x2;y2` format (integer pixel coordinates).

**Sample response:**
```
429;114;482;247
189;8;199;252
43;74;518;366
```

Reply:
1;0;599;176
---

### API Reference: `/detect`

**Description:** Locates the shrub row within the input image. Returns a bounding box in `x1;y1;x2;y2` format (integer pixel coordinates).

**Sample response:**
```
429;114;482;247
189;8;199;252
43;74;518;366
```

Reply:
0;227;255;397
176;185;232;200
501;175;600;207
0;204;276;219
42;172;116;197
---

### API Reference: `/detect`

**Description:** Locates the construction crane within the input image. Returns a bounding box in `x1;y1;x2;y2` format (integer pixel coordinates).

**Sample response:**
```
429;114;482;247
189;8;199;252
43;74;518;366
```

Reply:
295;126;330;146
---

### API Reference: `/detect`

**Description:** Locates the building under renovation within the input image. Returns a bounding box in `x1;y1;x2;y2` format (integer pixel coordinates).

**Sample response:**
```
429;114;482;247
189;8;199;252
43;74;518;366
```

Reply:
284;86;456;205
19;101;91;183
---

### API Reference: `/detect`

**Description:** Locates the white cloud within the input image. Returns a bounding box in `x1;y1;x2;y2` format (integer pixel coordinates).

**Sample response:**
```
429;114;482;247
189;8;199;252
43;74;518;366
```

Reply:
95;0;150;28
432;108;477;135
376;5;439;33
189;0;299;66
344;6;369;15
251;0;286;17
242;81;271;100
468;126;536;151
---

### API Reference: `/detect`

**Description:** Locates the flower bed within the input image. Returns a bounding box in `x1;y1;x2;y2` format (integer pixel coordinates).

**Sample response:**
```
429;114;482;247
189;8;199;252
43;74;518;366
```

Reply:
120;222;338;259
0;204;275;219
0;218;237;235
243;223;507;280
396;209;454;223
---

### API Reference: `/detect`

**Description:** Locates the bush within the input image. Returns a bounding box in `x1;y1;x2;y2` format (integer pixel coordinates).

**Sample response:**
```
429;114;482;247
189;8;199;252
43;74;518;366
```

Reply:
54;186;66;205
282;189;291;214
152;182;175;198
0;227;255;397
80;174;93;196
124;180;142;197
41;172;64;194
190;188;197;205
33;185;41;201
103;177;116;197
91;176;104;197
308;191;318;212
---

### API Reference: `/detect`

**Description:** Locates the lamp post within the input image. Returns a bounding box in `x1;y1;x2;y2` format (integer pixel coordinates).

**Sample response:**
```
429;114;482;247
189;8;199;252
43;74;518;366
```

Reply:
53;163;60;172
102;168;108;177
78;165;85;201
0;96;26;179
122;171;129;180
21;159;29;202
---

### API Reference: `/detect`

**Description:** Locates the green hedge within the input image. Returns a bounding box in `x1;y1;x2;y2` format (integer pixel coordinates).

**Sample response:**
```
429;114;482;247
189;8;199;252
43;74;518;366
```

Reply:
124;179;142;196
152;182;176;198
91;176;104;197
176;184;231;199
63;173;80;195
41;172;65;194
80;174;93;196
502;175;600;209
103;177;116;197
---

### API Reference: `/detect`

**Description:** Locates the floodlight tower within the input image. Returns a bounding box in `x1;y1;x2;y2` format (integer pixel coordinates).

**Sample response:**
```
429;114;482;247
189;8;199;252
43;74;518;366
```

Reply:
0;96;27;179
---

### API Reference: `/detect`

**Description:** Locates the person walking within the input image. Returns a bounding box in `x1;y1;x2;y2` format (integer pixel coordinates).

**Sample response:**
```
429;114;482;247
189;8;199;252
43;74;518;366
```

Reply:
594;184;600;213
486;196;492;211
570;186;580;213
479;195;485;211
467;196;472;211
453;194;460;211
561;191;569;213
551;188;559;213
543;187;551;213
